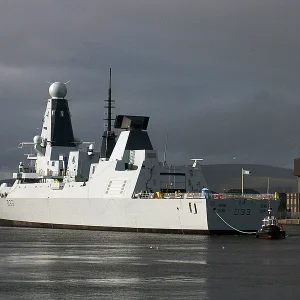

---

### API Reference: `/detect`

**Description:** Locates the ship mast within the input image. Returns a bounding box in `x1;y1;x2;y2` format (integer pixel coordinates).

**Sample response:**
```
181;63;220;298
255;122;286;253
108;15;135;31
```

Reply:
100;68;116;159
107;68;112;132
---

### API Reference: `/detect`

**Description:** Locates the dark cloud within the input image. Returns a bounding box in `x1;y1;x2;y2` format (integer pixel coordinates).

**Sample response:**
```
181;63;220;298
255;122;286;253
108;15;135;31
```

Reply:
0;0;300;178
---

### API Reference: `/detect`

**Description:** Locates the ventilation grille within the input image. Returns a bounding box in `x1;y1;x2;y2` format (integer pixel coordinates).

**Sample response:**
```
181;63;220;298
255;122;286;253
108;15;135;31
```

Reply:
105;180;128;195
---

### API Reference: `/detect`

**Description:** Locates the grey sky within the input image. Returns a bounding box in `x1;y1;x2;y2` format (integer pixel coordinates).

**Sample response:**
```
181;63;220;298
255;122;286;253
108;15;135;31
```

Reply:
0;0;300;178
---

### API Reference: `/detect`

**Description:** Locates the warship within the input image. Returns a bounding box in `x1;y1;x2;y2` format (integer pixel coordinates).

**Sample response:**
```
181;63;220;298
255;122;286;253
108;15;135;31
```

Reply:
0;74;279;234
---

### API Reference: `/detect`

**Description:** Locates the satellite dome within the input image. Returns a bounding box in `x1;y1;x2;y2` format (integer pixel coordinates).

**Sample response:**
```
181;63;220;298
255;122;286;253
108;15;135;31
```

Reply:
33;135;42;144
49;82;67;99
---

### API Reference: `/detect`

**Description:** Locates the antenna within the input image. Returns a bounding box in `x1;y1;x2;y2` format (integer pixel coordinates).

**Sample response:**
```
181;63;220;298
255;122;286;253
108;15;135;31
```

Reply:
163;132;168;166
47;80;71;85
100;68;116;159
103;68;114;132
107;68;112;131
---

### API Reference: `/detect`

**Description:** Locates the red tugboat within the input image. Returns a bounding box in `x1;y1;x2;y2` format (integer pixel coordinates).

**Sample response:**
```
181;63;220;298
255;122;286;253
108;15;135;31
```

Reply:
256;202;286;239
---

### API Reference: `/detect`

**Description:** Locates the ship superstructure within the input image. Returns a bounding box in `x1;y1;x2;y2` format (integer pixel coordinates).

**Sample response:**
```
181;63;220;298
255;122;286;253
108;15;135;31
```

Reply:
0;81;279;234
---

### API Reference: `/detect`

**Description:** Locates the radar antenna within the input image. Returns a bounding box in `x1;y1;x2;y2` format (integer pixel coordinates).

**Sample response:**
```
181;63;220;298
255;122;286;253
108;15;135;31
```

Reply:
190;158;203;168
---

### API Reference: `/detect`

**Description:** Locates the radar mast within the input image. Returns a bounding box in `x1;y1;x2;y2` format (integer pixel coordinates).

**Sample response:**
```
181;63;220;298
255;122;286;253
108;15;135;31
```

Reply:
100;68;116;159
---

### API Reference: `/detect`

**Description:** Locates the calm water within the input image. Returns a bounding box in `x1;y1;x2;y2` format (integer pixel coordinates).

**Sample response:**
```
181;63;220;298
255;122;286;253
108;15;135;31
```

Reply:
1;226;300;300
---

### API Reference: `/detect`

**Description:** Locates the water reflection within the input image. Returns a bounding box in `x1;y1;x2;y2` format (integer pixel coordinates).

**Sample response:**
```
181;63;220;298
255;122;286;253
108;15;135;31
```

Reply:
0;227;209;300
2;226;300;300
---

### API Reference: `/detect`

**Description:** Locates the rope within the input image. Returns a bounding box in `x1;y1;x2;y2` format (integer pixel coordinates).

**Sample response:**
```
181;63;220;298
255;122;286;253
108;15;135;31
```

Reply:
215;211;257;235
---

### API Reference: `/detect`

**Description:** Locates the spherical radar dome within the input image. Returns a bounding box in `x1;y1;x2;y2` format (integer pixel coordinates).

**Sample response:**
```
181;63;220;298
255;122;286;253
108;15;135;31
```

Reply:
49;82;67;99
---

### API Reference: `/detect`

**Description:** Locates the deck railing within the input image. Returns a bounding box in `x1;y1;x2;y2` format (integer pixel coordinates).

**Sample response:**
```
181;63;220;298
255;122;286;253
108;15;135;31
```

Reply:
133;192;275;200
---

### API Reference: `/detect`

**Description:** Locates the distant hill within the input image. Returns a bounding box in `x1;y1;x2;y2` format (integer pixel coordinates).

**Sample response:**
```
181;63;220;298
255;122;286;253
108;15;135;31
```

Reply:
201;164;297;193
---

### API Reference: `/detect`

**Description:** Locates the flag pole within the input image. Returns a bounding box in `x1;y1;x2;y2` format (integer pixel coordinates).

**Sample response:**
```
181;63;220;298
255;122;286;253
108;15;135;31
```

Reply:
241;168;244;195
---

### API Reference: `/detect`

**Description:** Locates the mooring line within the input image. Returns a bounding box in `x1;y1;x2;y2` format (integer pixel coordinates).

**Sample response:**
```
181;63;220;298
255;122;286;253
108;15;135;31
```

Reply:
215;211;257;235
